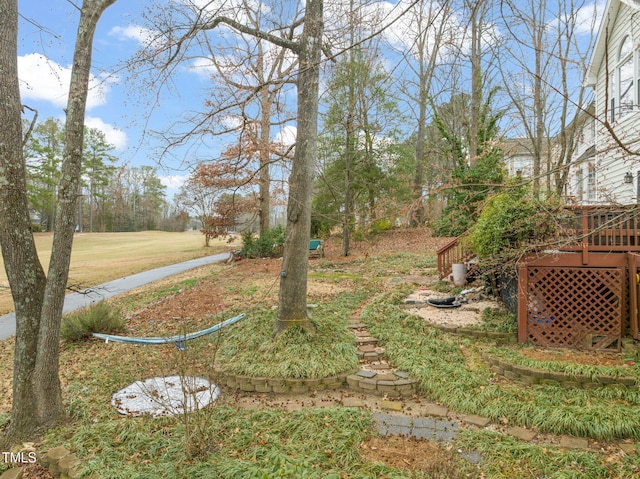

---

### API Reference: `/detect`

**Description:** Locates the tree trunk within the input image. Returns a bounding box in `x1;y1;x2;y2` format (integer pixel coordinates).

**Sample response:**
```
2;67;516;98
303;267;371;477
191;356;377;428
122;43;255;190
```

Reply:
469;0;484;168
0;0;48;442
412;77;427;226
259;86;272;235
274;0;323;336
0;0;115;442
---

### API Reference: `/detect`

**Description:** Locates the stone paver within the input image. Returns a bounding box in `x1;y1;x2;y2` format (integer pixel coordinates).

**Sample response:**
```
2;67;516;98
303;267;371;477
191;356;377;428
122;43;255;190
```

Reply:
342;397;366;408
421;403;449;417
381;400;403;411
459;451;483;464
462;414;492;427
507;426;537;442
0;468;23;479
373;412;460;443
619;443;637;455
559;436;589;449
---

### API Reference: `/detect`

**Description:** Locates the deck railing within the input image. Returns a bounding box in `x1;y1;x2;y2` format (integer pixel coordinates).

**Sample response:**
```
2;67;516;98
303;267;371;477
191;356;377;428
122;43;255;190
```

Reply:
557;205;640;253
436;205;640;278
436;233;475;280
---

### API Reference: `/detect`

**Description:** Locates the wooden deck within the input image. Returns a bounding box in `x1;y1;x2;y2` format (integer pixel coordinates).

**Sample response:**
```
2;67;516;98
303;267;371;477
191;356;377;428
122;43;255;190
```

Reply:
436;205;640;349
437;205;640;278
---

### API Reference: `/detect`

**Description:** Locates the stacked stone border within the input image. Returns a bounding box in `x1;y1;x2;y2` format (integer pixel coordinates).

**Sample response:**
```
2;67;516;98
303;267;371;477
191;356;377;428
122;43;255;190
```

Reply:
0;445;97;479
212;369;419;397
212;370;349;394
432;324;517;344
346;373;418;397
481;352;639;389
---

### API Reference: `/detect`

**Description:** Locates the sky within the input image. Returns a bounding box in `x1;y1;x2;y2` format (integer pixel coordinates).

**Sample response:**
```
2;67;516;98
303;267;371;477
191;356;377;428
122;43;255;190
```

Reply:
15;0;420;196
17;1;214;194
16;0;605;197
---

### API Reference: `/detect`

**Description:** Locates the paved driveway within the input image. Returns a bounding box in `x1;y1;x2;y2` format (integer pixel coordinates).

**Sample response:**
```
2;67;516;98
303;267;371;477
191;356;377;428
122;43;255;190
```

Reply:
0;252;231;341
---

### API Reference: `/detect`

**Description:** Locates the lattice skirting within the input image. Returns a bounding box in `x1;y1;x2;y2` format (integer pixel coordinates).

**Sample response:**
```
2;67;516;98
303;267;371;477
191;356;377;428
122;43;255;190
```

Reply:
524;266;623;350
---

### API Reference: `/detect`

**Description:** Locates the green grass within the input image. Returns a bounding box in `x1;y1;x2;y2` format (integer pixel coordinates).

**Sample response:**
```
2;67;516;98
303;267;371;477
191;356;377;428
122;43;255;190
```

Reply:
215;290;373;378
48;406;418;479
454;429;634;478
4;247;640;477
0;231;233;315
471;307;517;333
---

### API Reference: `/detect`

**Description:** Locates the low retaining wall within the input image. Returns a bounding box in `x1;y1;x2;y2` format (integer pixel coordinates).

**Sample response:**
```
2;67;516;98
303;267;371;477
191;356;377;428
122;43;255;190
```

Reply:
213;371;348;394
482;352;639;389
346;374;418;397
213;370;418;397
435;325;517;344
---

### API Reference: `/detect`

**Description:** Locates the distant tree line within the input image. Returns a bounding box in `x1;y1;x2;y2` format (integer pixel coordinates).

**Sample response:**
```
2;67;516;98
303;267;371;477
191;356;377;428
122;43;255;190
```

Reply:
24;117;187;233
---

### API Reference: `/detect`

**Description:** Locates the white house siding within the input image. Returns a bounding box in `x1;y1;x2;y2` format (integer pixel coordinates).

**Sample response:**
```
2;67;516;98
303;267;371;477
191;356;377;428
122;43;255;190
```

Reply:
592;2;640;204
564;112;596;203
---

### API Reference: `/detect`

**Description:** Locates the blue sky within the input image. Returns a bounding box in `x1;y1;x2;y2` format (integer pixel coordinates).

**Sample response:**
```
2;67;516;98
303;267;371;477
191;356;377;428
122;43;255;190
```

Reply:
17;1;211;193
16;0;605;197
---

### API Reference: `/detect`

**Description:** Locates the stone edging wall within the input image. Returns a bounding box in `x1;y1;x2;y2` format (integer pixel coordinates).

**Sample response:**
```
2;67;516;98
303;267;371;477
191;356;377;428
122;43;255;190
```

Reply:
213;370;418;397
213;371;349;393
482;352;639;389
346;374;418;397
435;325;517;344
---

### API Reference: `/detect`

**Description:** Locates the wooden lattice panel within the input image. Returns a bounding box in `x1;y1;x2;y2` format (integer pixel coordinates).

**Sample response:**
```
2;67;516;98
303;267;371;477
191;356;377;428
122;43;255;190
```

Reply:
525;266;623;350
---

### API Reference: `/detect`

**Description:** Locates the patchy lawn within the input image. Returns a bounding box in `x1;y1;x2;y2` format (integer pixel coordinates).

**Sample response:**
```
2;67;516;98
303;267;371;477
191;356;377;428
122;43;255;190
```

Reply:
2;228;639;478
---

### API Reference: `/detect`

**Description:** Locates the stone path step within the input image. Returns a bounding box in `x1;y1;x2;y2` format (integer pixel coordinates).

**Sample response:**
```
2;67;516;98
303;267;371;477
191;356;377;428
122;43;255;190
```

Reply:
374;412;459;442
347;318;418;396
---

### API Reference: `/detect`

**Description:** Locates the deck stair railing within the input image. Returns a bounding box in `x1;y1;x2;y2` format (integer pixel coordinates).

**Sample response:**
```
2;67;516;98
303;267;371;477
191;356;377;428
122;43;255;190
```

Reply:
436;232;475;280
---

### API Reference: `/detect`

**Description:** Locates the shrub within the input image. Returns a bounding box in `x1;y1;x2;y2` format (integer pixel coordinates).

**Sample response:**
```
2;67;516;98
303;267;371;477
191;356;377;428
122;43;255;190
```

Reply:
466;186;559;260
369;218;393;234
60;301;126;342
241;226;286;258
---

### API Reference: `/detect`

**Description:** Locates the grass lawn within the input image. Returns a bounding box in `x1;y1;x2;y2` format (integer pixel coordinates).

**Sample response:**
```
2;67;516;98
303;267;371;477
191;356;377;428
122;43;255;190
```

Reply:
0;230;234;315
1;229;639;478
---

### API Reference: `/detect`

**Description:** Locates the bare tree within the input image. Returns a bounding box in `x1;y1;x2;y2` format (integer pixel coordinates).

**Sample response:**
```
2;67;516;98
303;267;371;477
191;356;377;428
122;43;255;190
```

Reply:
499;0;596;197
390;0;459;225
0;0;115;442
152;0;299;236
141;0;322;335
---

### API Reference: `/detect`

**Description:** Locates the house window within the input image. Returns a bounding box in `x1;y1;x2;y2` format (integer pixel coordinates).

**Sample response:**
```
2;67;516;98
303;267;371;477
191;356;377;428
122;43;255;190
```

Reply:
587;166;596;202
576;168;584;201
617;36;635;119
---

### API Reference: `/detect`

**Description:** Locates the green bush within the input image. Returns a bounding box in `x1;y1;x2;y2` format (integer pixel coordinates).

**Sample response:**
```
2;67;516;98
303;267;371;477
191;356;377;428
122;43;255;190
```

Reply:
60;301;126;342
369;218;393;234
241;226;286;259
466;186;559;259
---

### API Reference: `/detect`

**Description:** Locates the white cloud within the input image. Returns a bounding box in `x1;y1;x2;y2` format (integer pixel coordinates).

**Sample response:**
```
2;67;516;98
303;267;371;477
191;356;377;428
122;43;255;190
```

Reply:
18;53;112;110
276;125;296;146
109;25;159;46
574;0;605;35
84;117;128;151
160;175;187;190
188;57;217;79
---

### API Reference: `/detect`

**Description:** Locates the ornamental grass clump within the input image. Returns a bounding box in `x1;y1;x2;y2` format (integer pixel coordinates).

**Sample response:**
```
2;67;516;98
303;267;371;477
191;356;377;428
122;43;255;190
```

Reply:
60;301;126;342
215;290;370;378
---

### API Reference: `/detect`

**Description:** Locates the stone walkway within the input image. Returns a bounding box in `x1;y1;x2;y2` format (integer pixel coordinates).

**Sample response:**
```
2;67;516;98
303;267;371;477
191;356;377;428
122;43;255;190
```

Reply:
345;294;638;459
